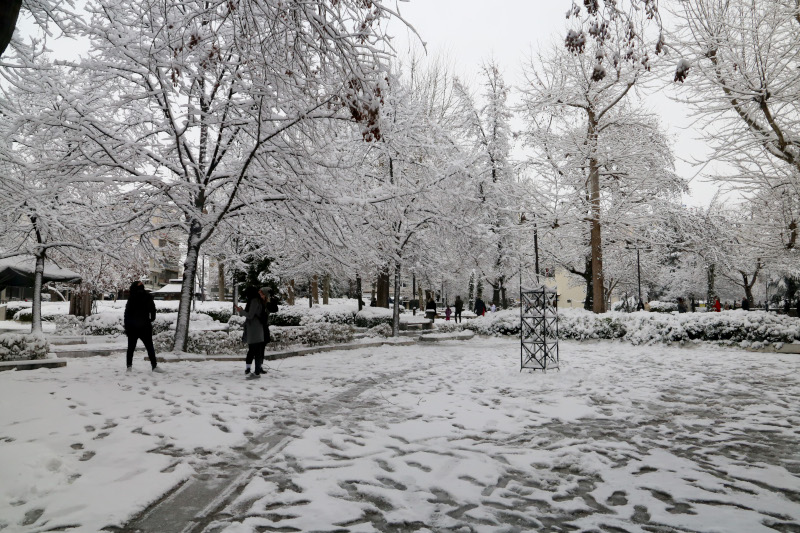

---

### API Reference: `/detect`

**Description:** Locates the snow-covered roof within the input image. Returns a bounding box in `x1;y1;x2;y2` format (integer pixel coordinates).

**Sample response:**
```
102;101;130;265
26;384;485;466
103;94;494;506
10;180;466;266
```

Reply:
0;255;82;287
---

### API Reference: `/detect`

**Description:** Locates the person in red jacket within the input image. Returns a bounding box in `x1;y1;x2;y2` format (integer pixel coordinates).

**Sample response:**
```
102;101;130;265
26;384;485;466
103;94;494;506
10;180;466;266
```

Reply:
713;298;722;312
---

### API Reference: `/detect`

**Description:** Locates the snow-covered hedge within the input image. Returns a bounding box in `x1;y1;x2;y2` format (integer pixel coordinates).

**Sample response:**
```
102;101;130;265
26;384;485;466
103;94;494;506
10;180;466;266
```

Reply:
368;323;393;337
467;308;800;347
647;300;678;313
270;306;356;326
153;330;245;355
154;322;356;354
354;307;393;328
53;315;84;336
0;334;49;361
435;321;464;333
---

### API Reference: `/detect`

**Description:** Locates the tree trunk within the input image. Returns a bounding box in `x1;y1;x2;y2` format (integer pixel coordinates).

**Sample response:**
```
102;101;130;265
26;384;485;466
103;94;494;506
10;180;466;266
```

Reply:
356;276;363;311
707;264;716;308
377;268;390;308
173;221;202;352
323;274;330;305
218;260;225;302
588;112;606;313
412;274;416;315
31;252;45;336
312;275;319;305
583;256;593;311
392;262;401;337
288;279;295;305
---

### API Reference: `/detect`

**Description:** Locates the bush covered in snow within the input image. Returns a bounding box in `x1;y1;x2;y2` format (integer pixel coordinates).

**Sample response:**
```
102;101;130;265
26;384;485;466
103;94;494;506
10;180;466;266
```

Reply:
153;330;245;354
647;301;678;313
435;321;464;333
368;323;393;337
270;323;354;348
0;333;49;361
354;307;393;328
197;308;233;324
458;308;800;347
463;310;520;336
53;315;85;336
155;322;355;353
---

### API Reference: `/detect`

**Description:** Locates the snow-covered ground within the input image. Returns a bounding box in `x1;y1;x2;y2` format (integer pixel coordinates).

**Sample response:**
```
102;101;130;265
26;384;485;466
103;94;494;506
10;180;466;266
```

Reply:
1;338;798;532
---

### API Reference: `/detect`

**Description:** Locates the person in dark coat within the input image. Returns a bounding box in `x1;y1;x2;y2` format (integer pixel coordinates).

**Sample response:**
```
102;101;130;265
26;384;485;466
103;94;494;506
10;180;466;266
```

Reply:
236;287;266;379
677;297;687;313
454;296;464;323
474;297;486;317
741;297;750;311
124;281;162;373
425;297;437;323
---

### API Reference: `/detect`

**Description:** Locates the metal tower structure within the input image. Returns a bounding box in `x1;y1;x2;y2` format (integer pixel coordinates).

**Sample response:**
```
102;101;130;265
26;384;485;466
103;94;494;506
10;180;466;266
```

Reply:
520;286;559;371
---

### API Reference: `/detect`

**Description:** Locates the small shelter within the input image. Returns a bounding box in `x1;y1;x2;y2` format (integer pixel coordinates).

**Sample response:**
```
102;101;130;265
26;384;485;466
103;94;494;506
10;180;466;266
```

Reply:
152;278;202;301
0;255;82;299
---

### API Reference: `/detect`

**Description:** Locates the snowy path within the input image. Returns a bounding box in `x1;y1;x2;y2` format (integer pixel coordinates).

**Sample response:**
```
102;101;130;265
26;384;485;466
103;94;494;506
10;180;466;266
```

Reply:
0;339;798;532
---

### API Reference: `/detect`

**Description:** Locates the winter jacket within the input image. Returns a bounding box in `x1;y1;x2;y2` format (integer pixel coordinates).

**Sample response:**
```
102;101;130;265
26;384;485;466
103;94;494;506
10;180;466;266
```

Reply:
240;297;265;344
425;300;437;312
454;298;464;313
124;290;156;332
474;298;486;316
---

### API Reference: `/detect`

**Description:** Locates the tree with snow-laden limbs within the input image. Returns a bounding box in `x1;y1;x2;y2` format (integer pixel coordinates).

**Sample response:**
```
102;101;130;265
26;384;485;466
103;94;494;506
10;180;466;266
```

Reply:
46;0;408;351
672;0;800;257
520;37;682;312
0;60;132;334
456;60;516;309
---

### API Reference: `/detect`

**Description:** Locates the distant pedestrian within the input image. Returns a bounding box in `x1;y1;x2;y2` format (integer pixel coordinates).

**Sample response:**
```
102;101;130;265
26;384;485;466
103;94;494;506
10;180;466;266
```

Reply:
741;297;750;311
490;302;497;313
690;298;697;313
784;298;791;315
713;298;722;312
425;297;437;323
124;280;162;373
724;301;731;310
454;296;464;323
677;297;687;313
236;287;266;379
474;297;486;317
445;305;452;321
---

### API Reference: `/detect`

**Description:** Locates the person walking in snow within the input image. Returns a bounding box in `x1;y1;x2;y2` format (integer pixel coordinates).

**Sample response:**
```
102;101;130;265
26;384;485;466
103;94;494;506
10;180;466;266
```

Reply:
474;297;486;317
741;297;750;311
490;302;497;313
236;286;267;379
713;298;722;312
454;296;464;323
425;296;437;323
445;305;452;321
124;280;163;373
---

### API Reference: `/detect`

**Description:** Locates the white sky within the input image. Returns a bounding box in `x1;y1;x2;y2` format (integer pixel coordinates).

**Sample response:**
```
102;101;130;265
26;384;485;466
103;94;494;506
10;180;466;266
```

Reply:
387;0;723;207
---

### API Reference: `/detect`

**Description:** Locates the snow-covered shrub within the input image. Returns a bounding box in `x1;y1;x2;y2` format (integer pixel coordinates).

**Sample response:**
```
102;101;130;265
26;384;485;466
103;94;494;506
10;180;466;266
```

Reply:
368;323;393;337
12;309;58;323
153;330;246;355
354;307;393;328
463;310;520;336
435;321;463;333
270;323;354;348
198;308;232;323
0;334;49;361
82;311;213;336
269;308;304;326
648;301;678;313
53;315;84;336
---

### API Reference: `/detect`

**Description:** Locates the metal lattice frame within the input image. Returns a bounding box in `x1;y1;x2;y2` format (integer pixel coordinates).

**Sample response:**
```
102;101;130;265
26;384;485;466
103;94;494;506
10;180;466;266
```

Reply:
520;286;559;372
